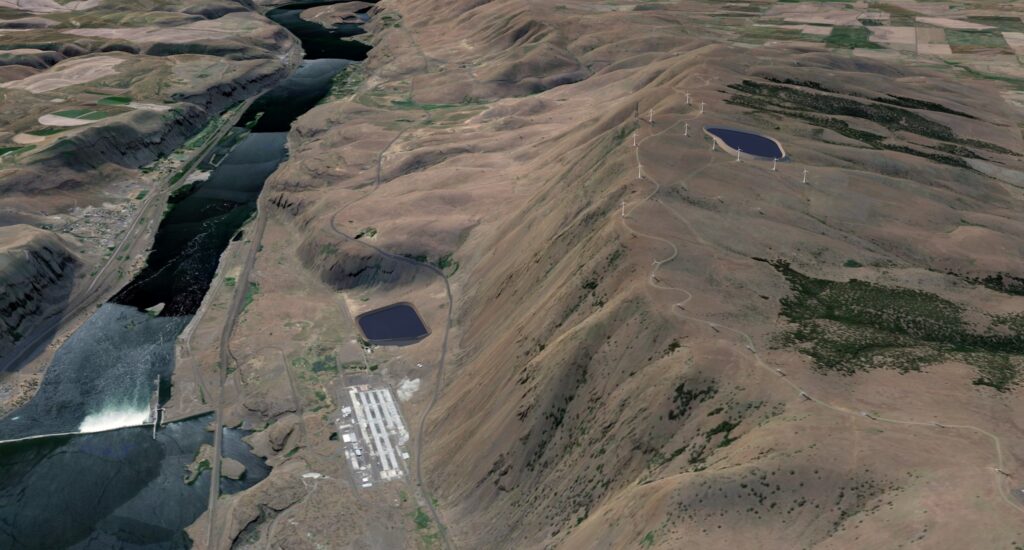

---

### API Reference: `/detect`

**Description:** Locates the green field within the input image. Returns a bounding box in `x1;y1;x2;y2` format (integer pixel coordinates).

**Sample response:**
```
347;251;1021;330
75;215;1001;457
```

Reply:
945;29;1011;54
871;3;920;26
323;65;365;103
53;109;113;120
97;95;132;106
183;114;224;149
825;26;881;49
242;281;259;312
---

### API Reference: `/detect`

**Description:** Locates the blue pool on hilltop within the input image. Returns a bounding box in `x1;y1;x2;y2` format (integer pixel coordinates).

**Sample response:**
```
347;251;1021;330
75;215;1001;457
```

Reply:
705;126;784;159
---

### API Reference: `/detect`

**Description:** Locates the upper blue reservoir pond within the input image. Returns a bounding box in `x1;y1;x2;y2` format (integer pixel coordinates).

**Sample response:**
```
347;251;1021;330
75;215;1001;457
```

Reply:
705;126;785;159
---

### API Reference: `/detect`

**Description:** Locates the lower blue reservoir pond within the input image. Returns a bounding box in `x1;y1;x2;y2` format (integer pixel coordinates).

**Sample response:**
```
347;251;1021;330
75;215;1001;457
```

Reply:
357;303;430;344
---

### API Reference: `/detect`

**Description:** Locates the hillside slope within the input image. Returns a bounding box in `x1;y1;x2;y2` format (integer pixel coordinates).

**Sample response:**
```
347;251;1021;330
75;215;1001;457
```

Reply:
0;0;296;381
0;226;76;377
194;0;1024;547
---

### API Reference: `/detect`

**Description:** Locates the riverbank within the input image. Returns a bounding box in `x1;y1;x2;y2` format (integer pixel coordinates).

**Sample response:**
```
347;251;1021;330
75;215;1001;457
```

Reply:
0;1;314;413
0;2;359;547
0;0;309;378
0;91;275;417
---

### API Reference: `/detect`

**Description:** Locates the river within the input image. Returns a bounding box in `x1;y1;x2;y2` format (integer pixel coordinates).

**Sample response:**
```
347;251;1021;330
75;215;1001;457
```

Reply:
0;3;370;547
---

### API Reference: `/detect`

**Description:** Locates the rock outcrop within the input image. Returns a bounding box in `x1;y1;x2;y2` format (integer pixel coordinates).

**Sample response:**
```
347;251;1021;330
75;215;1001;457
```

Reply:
0;225;77;364
185;444;247;484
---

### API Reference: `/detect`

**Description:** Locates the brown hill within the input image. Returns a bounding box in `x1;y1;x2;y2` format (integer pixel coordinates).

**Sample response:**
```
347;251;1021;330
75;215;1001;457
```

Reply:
187;0;1024;548
0;225;77;367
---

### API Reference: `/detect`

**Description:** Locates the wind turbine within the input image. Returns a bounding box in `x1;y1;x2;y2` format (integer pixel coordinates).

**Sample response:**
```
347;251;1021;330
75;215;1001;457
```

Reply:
802;169;808;184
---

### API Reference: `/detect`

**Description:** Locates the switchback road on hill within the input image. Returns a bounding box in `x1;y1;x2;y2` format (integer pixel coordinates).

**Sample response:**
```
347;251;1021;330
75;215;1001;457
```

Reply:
622;73;1024;516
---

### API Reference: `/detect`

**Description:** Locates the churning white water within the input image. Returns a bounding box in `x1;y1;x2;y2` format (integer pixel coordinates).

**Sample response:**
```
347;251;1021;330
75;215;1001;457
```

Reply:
78;406;151;433
0;304;188;441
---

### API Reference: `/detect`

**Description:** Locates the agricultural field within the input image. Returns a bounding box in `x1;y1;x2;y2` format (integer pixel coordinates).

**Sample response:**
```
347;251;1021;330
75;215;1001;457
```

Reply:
51;109;115;120
96;95;132;106
0;0;292;193
735;0;1024;87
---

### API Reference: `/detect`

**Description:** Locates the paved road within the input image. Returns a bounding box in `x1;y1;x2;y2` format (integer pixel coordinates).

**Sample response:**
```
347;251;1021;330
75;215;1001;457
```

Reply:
205;197;268;548
327;209;454;550
320;48;455;547
0;425;121;446
200;85;444;549
623;73;1024;516
383;20;457;549
318;15;455;547
199;40;307;550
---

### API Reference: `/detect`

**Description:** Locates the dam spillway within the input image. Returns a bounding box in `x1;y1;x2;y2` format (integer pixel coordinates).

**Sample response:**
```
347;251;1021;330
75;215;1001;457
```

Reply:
0;3;372;547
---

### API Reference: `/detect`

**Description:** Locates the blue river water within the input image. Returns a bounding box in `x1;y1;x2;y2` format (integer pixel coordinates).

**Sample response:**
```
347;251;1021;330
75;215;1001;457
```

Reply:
0;416;264;549
0;4;367;547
